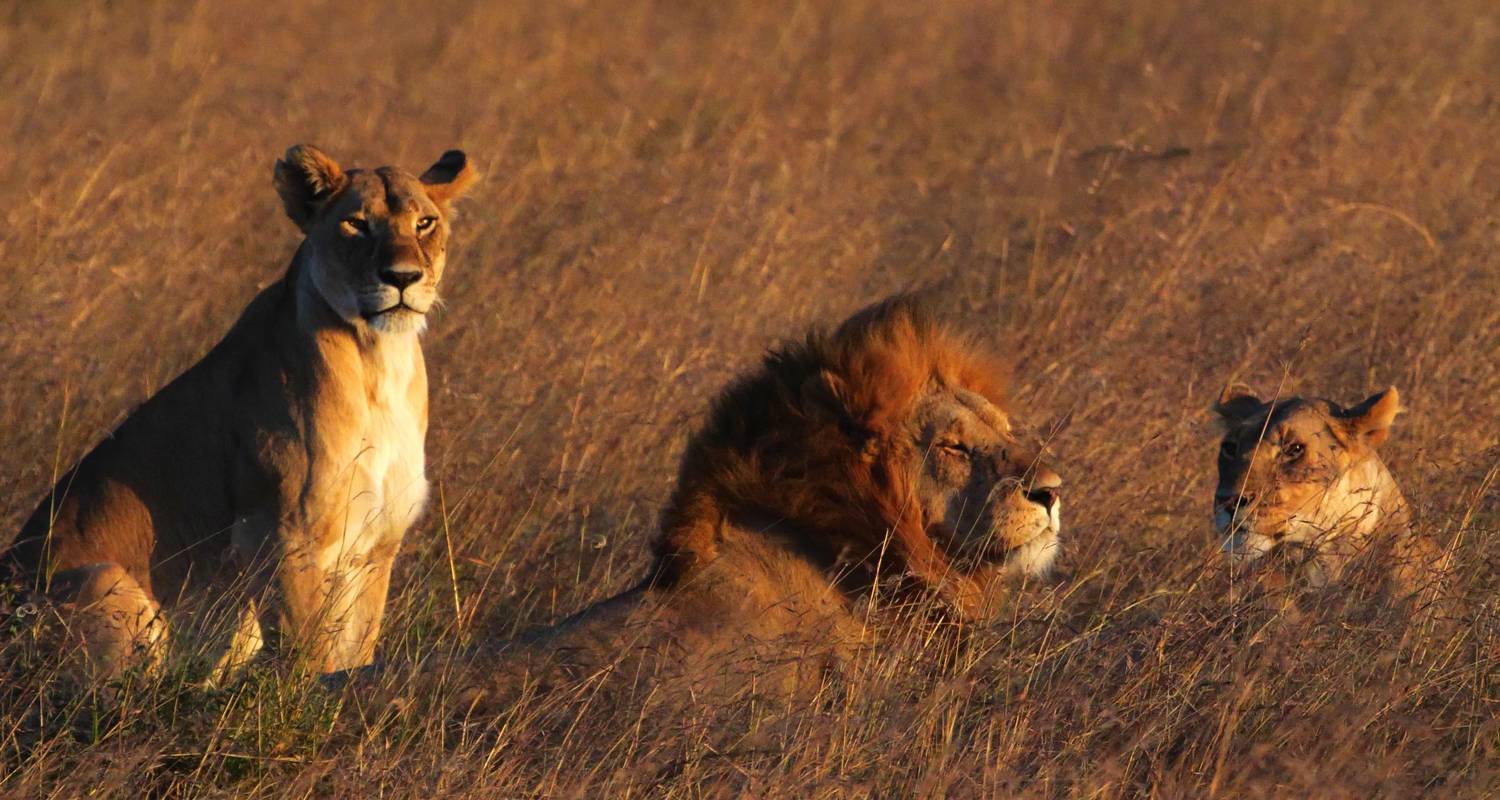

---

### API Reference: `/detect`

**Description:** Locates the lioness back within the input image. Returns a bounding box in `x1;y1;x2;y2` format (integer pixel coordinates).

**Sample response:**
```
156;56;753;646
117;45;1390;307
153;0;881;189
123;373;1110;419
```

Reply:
7;285;286;596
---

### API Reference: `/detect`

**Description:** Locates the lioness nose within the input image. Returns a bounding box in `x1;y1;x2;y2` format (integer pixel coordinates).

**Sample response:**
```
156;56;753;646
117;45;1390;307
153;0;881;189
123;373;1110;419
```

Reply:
379;268;422;290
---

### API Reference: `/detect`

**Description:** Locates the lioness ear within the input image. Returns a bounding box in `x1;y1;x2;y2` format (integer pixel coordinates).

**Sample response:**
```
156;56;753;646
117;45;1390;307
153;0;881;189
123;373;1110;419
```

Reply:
273;144;346;231
420;150;479;206
1214;382;1264;422
1343;386;1402;447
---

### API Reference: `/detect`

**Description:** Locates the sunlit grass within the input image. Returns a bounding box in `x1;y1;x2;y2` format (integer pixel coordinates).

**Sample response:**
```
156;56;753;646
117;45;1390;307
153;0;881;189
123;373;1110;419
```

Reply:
2;0;1498;795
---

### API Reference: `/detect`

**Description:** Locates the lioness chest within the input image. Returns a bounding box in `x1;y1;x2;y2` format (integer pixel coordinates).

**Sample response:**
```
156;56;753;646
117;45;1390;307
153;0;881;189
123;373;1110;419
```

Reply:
327;342;430;570
228;334;430;584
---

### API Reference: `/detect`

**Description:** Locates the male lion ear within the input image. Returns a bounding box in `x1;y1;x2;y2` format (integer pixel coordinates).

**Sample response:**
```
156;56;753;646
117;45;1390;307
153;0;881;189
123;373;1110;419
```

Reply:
1343;386;1402;447
420;150;479;206
273;144;346;232
1213;382;1263;422
800;371;852;426
802;371;879;457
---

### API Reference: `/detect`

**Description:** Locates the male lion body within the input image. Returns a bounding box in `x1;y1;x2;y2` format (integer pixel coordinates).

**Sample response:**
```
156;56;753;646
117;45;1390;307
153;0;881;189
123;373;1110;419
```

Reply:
1212;385;1447;609
464;297;1063;703
3;145;477;680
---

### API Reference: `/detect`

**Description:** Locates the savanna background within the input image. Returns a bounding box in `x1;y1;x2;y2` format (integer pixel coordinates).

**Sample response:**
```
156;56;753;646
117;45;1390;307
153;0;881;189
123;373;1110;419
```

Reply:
2;0;1498;796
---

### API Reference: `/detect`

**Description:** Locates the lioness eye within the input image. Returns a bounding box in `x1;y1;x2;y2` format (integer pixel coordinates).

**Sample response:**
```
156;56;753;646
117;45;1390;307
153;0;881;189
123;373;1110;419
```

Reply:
341;217;369;237
1220;440;1238;458
1284;442;1305;460
416;216;437;234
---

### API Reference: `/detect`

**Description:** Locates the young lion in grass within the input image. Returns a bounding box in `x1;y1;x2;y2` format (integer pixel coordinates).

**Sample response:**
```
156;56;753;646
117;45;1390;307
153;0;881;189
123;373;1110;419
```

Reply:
458;296;1064;704
3;144;477;682
1212;385;1448;609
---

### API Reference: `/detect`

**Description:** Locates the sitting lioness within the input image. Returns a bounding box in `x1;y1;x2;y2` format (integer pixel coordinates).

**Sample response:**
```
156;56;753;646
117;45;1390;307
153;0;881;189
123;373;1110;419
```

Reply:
2;144;477;680
462;296;1063;703
1212;384;1445;600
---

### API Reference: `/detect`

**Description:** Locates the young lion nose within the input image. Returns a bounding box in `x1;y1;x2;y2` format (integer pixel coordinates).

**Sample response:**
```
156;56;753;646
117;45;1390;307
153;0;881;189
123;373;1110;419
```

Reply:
379;268;423;290
1216;491;1256;512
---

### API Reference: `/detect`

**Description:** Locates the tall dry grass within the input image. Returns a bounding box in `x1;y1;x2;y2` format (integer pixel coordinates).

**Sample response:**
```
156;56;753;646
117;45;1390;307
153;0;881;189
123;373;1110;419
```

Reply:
1;0;1497;796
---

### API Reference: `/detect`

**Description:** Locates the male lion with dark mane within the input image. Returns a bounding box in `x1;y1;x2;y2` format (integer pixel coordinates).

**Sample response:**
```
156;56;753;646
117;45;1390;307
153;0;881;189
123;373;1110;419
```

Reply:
3;145;477;682
460;296;1063;702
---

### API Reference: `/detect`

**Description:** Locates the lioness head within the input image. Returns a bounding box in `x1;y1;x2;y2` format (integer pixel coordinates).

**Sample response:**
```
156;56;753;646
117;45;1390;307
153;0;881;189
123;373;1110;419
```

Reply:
274;144;478;335
1212;385;1403;565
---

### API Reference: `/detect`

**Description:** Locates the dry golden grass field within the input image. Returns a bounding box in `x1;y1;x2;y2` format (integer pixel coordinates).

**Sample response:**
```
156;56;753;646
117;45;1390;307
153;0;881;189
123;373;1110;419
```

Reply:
3;0;1499;796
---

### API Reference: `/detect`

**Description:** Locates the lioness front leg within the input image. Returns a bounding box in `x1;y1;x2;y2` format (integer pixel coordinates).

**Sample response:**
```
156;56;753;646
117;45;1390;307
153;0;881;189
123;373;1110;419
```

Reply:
270;539;351;674
271;534;398;673
328;552;398;670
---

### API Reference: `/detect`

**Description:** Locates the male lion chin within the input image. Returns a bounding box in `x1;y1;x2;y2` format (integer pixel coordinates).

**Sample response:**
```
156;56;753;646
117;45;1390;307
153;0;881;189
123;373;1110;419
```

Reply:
1000;523;1062;579
965;511;1062;579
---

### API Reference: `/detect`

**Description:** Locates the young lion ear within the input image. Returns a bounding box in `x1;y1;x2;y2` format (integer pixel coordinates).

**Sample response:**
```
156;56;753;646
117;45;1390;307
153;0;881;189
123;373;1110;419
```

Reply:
1213;382;1264;422
1343;386;1402;447
420;150;479;206
273;144;346;231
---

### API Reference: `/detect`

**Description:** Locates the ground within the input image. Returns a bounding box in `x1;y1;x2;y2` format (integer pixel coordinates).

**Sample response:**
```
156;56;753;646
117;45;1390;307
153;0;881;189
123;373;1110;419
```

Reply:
1;0;1497;796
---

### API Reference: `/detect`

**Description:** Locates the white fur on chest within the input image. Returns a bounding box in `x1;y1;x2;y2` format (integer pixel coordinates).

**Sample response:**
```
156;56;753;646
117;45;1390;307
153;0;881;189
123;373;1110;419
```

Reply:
331;336;429;569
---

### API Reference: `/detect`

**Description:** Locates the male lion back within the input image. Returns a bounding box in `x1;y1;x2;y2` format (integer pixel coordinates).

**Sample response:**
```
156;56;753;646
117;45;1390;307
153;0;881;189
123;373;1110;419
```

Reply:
434;564;857;721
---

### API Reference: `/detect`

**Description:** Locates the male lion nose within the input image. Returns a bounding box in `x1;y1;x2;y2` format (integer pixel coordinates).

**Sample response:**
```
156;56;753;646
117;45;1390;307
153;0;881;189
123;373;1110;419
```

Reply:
379;267;422;290
1025;468;1062;510
1026;487;1059;510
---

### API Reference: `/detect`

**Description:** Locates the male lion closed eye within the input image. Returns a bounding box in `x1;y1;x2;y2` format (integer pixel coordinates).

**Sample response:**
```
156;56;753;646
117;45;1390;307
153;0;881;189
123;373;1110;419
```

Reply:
2;144;478;681
459;295;1064;705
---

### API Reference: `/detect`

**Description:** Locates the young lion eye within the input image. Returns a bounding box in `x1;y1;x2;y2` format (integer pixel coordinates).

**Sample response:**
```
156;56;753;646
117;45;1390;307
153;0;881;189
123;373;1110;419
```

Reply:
340;217;369;237
416;216;437;234
1283;442;1305;461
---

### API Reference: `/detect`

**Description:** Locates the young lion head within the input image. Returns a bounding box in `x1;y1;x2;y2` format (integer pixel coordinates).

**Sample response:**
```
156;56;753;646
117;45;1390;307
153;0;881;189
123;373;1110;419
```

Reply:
656;296;1063;615
274;144;478;335
1212;385;1405;571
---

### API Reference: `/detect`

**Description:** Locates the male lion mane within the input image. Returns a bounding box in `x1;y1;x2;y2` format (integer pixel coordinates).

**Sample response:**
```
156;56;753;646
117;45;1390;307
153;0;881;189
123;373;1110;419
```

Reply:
653;294;1011;600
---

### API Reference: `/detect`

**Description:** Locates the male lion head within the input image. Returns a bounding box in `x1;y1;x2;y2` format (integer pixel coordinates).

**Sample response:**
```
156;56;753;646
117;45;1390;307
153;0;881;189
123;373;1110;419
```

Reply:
656;296;1063;617
1212;385;1404;569
274;144;478;335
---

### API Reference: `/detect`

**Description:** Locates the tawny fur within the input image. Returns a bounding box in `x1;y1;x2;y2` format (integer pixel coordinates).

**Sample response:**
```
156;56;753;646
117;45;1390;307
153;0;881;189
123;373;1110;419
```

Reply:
3;145;478;681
